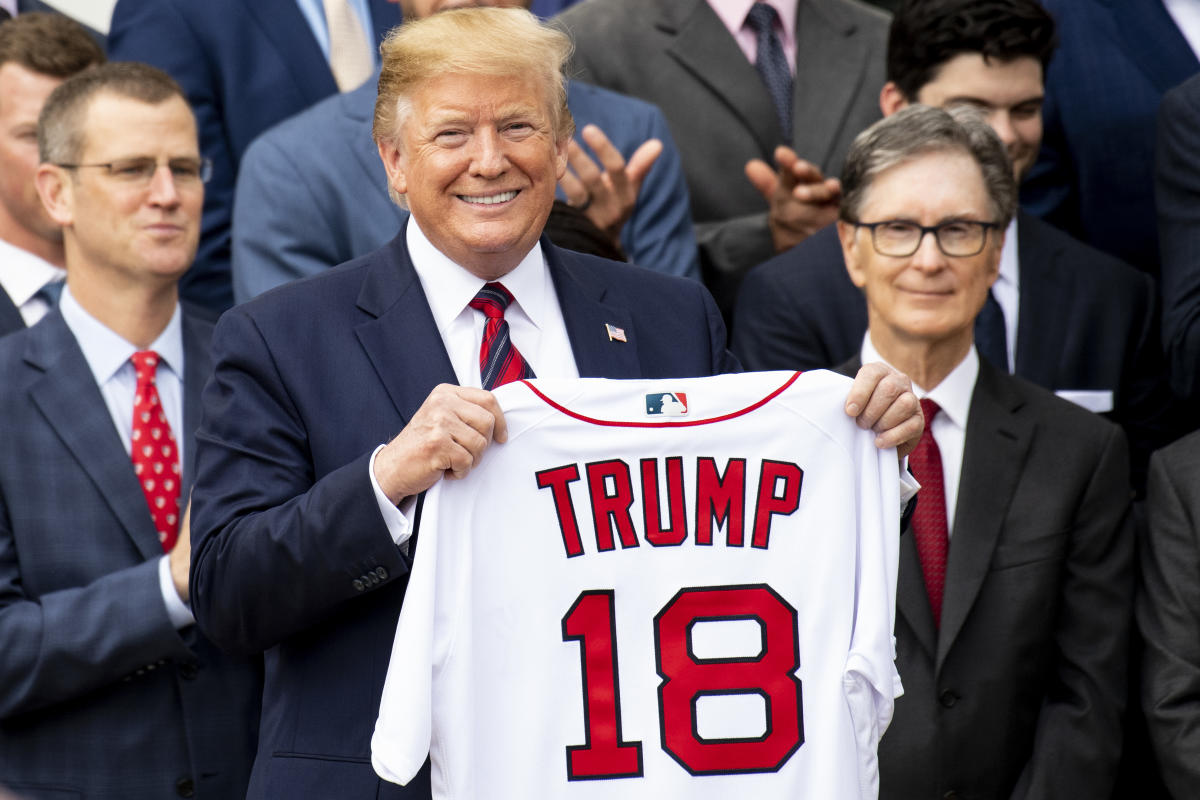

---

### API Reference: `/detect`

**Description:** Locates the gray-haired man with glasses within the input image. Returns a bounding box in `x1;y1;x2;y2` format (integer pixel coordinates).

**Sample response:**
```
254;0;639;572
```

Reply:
0;61;260;798
835;104;1133;800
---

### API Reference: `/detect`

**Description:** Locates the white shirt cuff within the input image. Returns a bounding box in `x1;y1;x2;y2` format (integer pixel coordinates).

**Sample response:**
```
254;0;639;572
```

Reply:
899;455;919;510
158;555;194;629
370;444;414;548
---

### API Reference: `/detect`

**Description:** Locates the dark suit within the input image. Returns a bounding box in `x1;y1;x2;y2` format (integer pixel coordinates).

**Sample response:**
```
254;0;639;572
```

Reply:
1139;430;1200;799
189;229;736;798
841;356;1133;799
0;309;260;799
1156;74;1200;401
0;292;22;337
1021;0;1198;274
733;214;1180;491
554;0;888;314
106;0;402;311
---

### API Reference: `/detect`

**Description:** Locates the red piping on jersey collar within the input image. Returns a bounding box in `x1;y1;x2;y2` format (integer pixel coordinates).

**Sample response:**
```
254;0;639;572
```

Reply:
516;372;803;428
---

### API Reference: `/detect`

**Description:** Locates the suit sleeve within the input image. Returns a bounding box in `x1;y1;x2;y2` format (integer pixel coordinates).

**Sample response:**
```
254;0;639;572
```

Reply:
1139;444;1200;799
232;127;346;303
108;0;234;311
732;257;843;371
189;309;412;655
1156;79;1200;401
0;512;192;718
1010;424;1134;799
615;105;701;281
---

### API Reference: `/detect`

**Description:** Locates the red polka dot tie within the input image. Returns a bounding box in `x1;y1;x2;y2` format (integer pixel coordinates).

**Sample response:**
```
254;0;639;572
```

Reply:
909;398;948;627
130;351;180;552
468;282;536;390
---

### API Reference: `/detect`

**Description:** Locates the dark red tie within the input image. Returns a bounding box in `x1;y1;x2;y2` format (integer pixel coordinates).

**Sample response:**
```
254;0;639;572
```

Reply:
468;282;536;389
909;398;949;627
130;351;181;551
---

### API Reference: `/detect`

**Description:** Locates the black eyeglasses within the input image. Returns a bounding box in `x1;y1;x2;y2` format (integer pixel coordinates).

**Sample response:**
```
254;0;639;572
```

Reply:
55;156;213;187
850;219;1001;257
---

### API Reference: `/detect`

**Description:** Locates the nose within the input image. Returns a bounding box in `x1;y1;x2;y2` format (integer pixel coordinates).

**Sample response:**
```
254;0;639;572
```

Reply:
987;110;1017;149
910;228;947;272
469;127;508;178
146;163;182;208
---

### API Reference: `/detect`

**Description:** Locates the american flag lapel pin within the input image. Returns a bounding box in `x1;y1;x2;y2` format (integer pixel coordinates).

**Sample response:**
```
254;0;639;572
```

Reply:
605;323;627;343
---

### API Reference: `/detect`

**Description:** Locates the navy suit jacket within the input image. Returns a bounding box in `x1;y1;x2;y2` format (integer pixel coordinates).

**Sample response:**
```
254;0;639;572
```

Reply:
106;0;402;312
0;309;260;799
0;291;23;338
1021;0;1199;274
731;214;1181;491
231;74;700;302
190;230;736;798
838;358;1132;799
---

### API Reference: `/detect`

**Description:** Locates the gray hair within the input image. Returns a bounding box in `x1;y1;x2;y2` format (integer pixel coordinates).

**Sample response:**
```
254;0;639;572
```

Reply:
839;104;1017;227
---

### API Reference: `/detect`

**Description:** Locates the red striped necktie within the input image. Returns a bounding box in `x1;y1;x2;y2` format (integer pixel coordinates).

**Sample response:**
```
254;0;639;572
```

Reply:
469;282;536;390
909;398;949;627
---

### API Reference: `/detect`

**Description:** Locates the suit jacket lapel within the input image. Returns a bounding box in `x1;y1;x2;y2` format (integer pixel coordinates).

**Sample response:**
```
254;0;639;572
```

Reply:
546;242;642;379
791;0;876;168
936;363;1033;670
354;231;458;423
658;0;782;157
245;0;339;101
25;314;166;561
1013;212;1069;384
1111;0;1199;93
0;290;24;337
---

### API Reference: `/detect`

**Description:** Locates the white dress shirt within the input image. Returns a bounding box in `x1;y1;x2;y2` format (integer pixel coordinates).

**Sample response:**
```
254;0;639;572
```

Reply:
292;0;378;66
59;286;193;628
370;220;578;546
0;238;65;327
863;335;979;537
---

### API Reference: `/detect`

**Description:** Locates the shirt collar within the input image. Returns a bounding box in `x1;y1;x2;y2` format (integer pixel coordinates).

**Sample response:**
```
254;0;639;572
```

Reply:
0;238;65;308
709;0;797;51
58;285;185;386
861;333;979;432
406;217;550;333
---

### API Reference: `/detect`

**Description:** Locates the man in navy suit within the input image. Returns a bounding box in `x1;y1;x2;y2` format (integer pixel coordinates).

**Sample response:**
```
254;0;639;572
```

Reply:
107;0;404;312
189;9;923;798
732;0;1179;493
0;13;103;337
0;62;259;799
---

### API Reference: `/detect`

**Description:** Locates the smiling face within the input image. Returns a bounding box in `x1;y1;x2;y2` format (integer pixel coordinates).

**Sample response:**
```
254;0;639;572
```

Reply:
378;70;567;279
840;149;1001;358
899;52;1044;182
39;92;202;290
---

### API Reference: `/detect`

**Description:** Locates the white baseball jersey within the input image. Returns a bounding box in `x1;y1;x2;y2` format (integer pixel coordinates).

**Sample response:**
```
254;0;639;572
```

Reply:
372;370;902;799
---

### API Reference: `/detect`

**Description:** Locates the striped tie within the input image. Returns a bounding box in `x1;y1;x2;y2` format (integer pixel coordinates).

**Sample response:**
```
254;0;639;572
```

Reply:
469;282;536;390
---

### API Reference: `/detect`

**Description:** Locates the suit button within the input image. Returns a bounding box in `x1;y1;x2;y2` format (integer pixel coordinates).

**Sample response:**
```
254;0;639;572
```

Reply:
178;662;199;680
353;578;365;592
938;689;959;708
176;776;195;797
374;566;389;581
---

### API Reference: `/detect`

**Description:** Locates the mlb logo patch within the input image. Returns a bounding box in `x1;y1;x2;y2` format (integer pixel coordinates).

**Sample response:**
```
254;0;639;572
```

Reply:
645;392;688;416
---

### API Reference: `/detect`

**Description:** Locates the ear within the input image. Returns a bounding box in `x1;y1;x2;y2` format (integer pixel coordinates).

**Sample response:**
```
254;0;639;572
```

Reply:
553;134;569;181
838;220;868;289
879;82;908;117
35;163;74;227
376;137;408;199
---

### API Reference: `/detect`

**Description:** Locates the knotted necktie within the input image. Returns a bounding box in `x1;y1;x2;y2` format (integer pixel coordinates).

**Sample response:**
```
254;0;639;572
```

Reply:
34;278;63;307
974;289;1009;371
130;351;181;551
469;283;536;390
323;0;374;92
745;2;793;141
909;398;949;627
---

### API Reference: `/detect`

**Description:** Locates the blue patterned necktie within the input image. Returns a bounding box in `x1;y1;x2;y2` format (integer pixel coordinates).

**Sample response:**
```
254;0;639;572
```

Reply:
745;2;793;142
974;289;1009;371
34;279;64;308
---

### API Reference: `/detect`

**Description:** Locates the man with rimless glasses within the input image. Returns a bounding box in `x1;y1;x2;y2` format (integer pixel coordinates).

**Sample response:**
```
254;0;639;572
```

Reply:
0;62;260;798
836;104;1133;800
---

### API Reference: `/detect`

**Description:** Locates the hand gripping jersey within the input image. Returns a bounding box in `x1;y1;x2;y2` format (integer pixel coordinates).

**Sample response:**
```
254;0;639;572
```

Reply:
372;371;902;799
